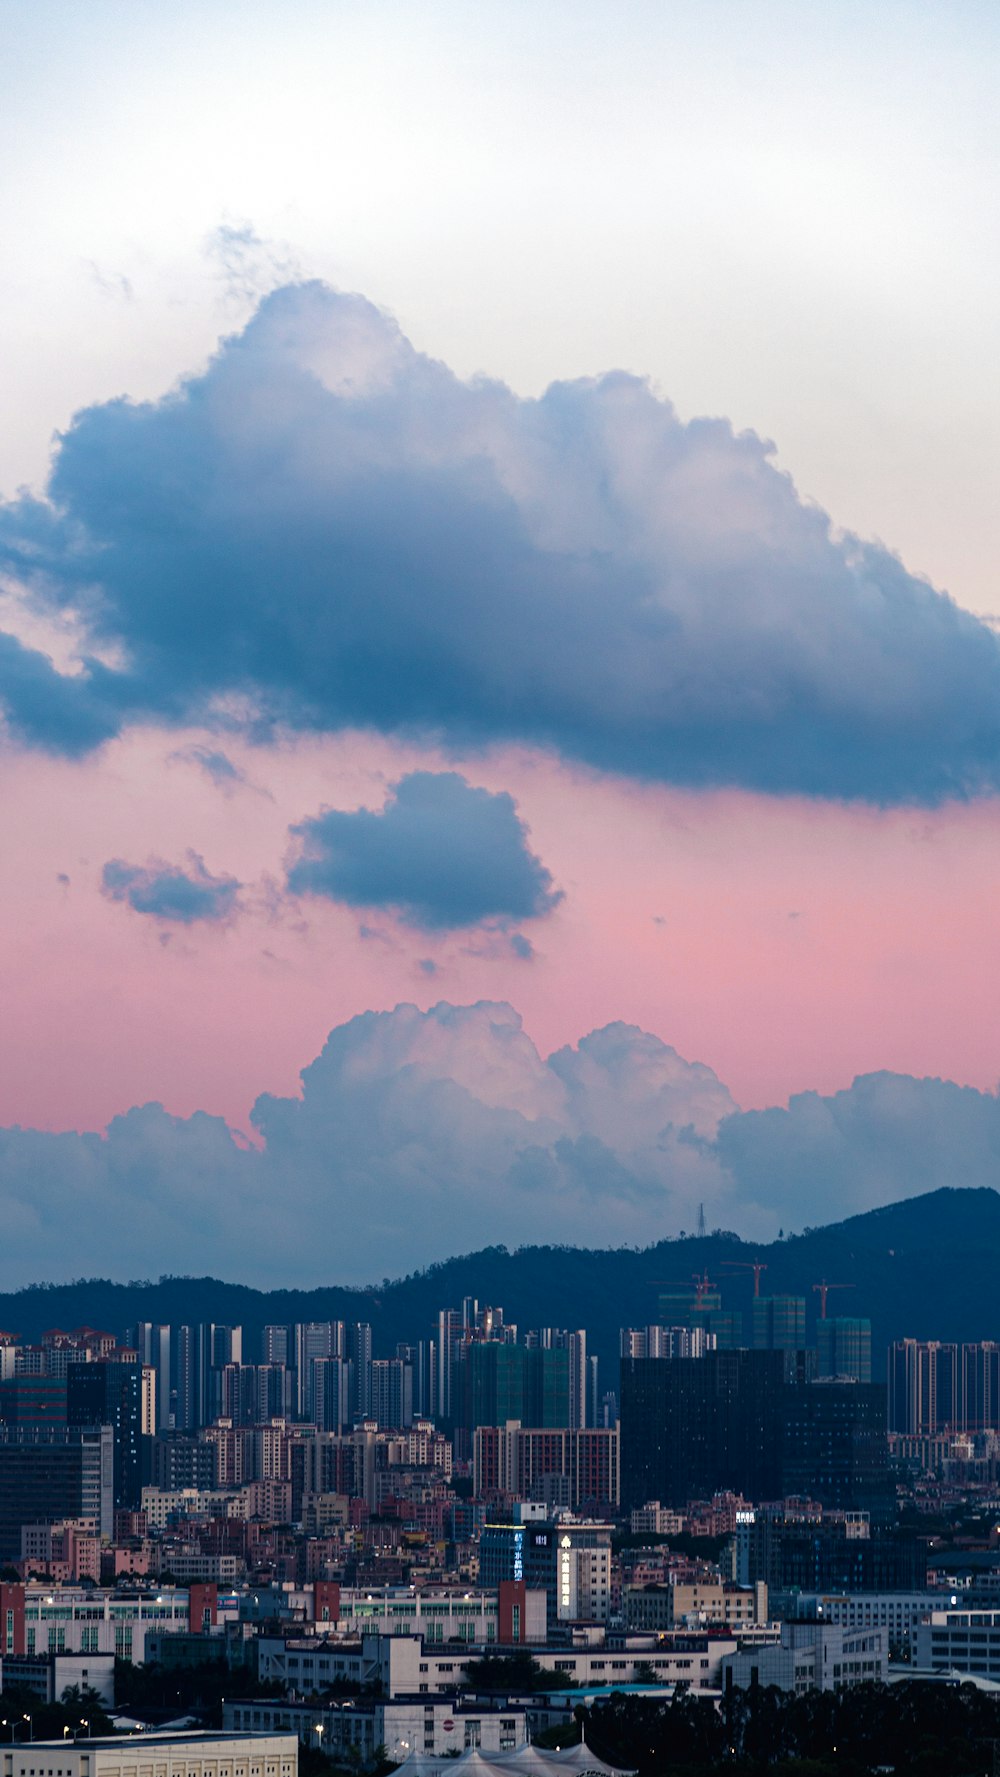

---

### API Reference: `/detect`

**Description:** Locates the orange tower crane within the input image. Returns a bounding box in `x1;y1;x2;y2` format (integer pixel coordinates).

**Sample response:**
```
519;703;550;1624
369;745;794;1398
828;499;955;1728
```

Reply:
812;1279;855;1319
721;1260;769;1297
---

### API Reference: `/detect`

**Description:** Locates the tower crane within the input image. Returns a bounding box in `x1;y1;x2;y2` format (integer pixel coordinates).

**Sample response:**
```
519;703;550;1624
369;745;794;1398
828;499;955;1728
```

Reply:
721;1260;769;1297
649;1272;716;1303
812;1279;855;1320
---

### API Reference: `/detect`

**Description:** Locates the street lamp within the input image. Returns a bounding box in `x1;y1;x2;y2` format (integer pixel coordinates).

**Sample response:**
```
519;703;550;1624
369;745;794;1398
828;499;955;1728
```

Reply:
22;1717;33;1743
78;1721;91;1740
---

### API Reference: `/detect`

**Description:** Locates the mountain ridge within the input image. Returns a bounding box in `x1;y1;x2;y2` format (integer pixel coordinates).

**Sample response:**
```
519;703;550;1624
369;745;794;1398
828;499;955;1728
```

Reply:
2;1186;999;1380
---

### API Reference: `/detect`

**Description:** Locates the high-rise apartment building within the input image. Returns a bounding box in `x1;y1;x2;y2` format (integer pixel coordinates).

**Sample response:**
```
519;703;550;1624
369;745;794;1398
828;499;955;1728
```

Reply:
961;1342;1000;1431
256;1363;292;1421
818;1317;872;1383
348;1324;373;1420
218;1363;261;1427
462;1344;569;1432
172;1325;242;1431
310;1357;352;1432
133;1323;172;1430
887;1340;960;1434
656;1287;743;1350
262;1325;291;1367
293;1324;341;1416
395;1342;432;1419
433;1309;465;1422
620;1326;714;1359
753;1295;807;1351
370;1358;413;1428
473;1423;620;1510
888;1339;1000;1434
526;1331;588;1428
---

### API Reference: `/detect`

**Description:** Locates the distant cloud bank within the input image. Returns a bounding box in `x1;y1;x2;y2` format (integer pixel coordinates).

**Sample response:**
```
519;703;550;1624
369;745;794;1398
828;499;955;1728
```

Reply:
1;282;999;801
0;999;997;1287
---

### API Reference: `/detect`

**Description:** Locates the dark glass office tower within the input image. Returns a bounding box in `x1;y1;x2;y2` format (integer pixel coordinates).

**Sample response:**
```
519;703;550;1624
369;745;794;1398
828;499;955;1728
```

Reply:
67;1360;145;1508
620;1348;789;1507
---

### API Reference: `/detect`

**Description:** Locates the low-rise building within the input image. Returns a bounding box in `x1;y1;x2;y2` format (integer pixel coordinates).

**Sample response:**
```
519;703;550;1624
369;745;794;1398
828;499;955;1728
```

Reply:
246;1582;549;1644
254;1630;753;1697
624;1581;768;1631
721;1621;887;1694
0;1733;296;1777
629;1504;684;1537
141;1489;246;1529
0;1580;222;1664
783;1591;944;1650
0;1649;114;1703
224;1696;526;1761
915;1609;1000;1679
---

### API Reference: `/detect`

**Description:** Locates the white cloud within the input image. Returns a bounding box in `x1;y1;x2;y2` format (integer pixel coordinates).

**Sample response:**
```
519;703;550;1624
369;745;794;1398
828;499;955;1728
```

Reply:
1;1001;996;1287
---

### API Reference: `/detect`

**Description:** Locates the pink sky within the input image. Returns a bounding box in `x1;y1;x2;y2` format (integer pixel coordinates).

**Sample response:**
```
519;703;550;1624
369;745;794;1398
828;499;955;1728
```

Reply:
4;724;999;1137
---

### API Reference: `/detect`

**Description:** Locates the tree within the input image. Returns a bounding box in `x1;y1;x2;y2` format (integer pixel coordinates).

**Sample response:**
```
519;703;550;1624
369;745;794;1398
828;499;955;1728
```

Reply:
462;1653;554;1693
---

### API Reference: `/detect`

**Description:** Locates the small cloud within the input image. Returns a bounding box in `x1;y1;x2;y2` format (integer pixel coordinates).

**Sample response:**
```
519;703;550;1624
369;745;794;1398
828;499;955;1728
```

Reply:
56;872;70;886
84;261;134;302
652;914;667;927
418;957;439;976
287;770;562;932
169;743;272;800
176;744;245;789
358;921;397;948
101;851;241;925
260;948;293;972
204;220;301;305
510;932;535;960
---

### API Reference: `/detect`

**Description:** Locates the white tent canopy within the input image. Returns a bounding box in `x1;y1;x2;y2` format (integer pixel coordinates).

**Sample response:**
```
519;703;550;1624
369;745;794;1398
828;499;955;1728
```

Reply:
391;1736;632;1777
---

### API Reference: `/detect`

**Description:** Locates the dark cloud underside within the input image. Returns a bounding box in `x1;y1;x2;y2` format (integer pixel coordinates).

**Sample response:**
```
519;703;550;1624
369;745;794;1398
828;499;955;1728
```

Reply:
0;283;997;802
287;770;560;930
101;853;240;923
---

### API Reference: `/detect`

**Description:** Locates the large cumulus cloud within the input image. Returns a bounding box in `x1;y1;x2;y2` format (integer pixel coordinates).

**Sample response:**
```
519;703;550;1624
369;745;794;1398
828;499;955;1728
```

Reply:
287;770;560;929
0;1001;997;1287
2;283;999;801
716;1071;1000;1225
0;1002;737;1285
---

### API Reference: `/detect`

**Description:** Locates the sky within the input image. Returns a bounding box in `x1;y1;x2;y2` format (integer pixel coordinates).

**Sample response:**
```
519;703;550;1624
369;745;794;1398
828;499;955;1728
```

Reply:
0;0;999;1284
